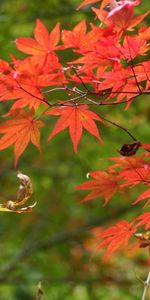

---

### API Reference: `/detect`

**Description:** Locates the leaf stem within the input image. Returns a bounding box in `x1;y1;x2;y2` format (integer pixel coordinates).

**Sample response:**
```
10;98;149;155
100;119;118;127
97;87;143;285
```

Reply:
141;270;150;300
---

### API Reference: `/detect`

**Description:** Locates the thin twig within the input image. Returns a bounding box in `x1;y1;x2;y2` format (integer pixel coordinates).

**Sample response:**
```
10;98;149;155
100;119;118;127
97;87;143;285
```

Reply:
141;270;150;300
43;87;65;93
99;115;137;141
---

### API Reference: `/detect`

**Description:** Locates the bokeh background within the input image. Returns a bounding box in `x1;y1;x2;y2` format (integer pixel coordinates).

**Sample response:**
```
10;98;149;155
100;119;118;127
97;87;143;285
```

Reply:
0;0;150;299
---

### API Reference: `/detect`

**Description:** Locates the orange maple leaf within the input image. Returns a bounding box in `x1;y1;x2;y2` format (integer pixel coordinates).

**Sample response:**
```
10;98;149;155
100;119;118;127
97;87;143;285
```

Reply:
76;170;120;206
47;103;105;152
16;19;61;60
62;20;87;49
0;109;44;166
77;0;110;10
97;220;136;257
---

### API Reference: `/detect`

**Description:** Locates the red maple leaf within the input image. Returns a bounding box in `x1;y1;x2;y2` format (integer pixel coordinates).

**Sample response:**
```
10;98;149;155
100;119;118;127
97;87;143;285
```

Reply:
141;143;150;153
47;103;105;152
0;109;44;166
132;188;150;207
121;35;150;61
76;170;120;206
72;36;121;73
109;156;146;170
97;220;136;257
119;166;150;187
135;212;150;230
92;0;149;32
0;69;45;111
97;65;142;109
0;56;66;110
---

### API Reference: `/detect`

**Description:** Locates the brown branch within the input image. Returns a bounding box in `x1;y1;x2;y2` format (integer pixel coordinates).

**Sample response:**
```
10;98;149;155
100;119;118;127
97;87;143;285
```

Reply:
14;77;150;110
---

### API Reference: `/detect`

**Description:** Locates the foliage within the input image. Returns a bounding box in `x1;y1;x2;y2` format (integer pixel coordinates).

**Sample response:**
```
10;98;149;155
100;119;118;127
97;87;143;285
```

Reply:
0;0;150;299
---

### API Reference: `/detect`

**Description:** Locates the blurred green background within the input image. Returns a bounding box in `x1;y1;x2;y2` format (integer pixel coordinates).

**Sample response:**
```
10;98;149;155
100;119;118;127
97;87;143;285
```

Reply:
0;0;150;299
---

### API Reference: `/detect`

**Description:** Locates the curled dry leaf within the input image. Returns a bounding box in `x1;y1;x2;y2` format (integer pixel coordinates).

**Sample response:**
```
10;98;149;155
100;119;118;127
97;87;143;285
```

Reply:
134;231;150;248
34;282;44;300
0;171;36;213
119;141;141;157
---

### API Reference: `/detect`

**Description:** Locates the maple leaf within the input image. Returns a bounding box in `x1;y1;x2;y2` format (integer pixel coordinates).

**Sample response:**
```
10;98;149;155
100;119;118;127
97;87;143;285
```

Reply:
76;170;120;206
0;56;66;110
135;213;150;230
137;62;150;91
47;103;105;153
141;143;150;153
11;55;63;83
97;220;136;257
77;0;110;10
121;35;150;60
75;23;116;57
109;156;147;170
132;188;150;207
93;0;149;32
0;59;12;74
72;35;121;73
77;0;100;10
116;81;142;111
119;166;150;187
16;19;61;64
62;20;87;49
97;65;139;107
0;109;44;166
0;59;45;110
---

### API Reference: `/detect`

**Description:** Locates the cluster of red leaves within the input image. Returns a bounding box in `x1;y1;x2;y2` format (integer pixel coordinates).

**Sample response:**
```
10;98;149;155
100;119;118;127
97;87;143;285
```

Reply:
0;0;149;166
77;155;150;257
0;0;150;256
